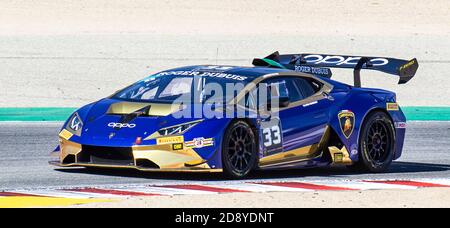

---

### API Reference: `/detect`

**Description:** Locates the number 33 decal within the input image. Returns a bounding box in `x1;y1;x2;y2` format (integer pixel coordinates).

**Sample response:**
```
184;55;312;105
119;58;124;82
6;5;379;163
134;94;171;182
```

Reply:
260;117;283;155
263;125;281;147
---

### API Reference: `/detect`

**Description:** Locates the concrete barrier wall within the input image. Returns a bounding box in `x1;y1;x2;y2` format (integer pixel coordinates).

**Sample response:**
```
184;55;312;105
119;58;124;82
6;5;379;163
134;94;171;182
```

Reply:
0;0;449;107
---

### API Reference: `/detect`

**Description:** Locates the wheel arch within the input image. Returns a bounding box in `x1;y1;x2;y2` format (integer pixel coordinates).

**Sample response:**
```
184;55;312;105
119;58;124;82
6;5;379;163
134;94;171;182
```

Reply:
355;106;397;162
220;118;260;178
357;107;396;145
327;92;397;163
223;118;259;136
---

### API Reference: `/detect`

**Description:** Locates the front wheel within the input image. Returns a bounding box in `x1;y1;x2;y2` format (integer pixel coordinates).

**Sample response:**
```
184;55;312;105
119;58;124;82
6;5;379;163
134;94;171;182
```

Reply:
222;121;258;179
353;111;396;172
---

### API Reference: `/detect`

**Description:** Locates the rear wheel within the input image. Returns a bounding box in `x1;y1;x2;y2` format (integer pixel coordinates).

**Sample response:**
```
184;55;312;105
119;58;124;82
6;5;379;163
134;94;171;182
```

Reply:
222;121;257;179
353;111;396;172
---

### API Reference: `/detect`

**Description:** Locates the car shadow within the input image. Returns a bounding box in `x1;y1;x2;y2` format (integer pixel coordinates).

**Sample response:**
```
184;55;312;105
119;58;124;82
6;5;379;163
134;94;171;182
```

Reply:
54;161;450;182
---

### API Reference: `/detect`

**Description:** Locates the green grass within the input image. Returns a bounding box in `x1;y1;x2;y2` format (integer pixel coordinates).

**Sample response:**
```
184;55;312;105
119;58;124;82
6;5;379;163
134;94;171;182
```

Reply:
0;107;449;121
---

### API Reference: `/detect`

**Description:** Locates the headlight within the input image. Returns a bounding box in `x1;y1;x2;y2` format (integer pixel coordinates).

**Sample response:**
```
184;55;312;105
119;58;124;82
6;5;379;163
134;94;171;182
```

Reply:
158;120;203;136
66;113;83;135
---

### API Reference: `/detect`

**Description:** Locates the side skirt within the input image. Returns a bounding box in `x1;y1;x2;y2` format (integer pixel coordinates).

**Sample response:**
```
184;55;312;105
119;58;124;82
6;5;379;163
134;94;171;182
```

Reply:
257;125;353;170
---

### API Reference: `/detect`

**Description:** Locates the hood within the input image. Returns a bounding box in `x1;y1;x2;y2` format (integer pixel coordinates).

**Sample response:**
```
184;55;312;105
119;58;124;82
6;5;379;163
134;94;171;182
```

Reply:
74;99;208;147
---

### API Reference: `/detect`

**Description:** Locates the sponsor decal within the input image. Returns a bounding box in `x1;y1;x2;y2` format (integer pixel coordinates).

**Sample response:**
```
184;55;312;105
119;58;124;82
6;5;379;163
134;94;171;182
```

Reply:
350;144;359;157
193;65;235;72
135;137;142;145
156;136;184;145
400;59;416;71
172;143;184;151
334;153;344;162
395;122;407;129
386;102;399;111
155;70;247;81
108;132;115;139
185;137;214;148
292;54;389;67
294;65;331;76
338;110;355;139
108;122;136;129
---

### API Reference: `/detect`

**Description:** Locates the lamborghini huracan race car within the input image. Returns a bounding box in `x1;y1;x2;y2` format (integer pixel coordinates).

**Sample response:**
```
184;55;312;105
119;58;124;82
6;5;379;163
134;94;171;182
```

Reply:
50;52;419;178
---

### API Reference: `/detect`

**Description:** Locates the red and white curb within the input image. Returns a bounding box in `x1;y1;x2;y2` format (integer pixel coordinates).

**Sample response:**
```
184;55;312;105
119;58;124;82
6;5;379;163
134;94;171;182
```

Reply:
1;179;450;199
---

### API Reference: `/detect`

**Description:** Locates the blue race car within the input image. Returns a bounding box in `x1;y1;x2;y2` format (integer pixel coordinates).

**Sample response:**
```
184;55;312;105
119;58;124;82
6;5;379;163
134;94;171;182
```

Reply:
50;52;418;178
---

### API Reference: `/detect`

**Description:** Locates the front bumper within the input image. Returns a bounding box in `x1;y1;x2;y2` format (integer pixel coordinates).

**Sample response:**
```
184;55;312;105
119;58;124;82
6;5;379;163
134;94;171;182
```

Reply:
50;137;222;173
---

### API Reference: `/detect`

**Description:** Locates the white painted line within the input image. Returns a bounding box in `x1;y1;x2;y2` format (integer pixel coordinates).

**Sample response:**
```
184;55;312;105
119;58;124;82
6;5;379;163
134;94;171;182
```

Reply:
306;180;418;190
119;186;217;196
211;183;313;192
415;179;450;186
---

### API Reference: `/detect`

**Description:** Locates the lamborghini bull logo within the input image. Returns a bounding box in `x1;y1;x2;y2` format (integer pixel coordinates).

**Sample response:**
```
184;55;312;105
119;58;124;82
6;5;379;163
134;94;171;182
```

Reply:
338;110;355;139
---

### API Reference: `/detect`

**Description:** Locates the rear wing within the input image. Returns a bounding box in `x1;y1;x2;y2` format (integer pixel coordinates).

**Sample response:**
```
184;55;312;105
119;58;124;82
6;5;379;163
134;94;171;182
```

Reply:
253;52;419;87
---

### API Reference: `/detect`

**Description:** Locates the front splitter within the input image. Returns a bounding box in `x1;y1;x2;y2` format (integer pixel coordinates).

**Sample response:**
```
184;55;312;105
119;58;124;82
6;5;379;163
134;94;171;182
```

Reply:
49;161;223;173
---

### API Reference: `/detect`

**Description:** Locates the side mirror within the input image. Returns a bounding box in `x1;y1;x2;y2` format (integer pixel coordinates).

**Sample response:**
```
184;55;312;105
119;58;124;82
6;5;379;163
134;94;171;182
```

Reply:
258;80;291;112
263;95;290;111
278;96;290;108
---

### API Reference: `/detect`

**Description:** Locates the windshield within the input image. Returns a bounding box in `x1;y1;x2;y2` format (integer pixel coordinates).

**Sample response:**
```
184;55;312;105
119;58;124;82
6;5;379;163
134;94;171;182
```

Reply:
113;75;247;104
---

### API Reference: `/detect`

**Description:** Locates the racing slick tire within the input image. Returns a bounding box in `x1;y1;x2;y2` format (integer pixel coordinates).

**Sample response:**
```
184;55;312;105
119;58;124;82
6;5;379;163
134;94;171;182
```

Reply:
222;120;258;179
352;111;396;172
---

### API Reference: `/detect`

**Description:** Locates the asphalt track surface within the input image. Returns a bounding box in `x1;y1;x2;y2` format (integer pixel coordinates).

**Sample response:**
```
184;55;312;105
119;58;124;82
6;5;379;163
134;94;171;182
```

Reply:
0;122;449;191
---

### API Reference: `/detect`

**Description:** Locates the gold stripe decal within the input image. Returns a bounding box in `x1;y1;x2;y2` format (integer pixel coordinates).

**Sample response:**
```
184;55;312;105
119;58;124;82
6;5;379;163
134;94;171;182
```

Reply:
259;144;319;167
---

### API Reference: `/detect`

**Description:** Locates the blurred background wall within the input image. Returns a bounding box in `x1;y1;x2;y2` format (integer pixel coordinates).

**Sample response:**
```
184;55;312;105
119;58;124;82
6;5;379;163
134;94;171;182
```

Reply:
0;0;449;107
